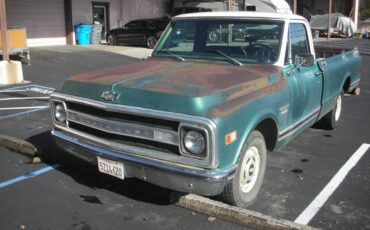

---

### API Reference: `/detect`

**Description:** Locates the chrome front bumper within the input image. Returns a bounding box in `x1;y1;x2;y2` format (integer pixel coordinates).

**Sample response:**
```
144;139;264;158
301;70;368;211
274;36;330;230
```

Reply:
52;130;233;196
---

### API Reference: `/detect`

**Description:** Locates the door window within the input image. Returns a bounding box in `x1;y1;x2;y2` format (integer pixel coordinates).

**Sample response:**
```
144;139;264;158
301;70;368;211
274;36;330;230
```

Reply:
145;21;156;30
126;21;144;29
286;23;310;64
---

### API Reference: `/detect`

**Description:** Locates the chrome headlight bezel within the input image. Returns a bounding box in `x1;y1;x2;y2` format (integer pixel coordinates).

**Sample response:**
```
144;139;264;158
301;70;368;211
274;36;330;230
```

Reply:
179;124;208;159
51;100;67;126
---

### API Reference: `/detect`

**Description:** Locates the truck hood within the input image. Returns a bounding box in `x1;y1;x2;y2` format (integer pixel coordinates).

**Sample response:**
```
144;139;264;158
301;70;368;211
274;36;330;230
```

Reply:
60;58;284;117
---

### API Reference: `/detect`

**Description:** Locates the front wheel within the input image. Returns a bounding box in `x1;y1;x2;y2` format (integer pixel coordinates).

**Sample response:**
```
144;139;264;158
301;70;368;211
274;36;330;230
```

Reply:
107;34;116;46
221;131;267;208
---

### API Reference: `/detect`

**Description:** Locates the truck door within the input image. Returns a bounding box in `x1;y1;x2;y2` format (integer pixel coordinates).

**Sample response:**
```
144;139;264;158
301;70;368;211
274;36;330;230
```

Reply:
283;23;322;138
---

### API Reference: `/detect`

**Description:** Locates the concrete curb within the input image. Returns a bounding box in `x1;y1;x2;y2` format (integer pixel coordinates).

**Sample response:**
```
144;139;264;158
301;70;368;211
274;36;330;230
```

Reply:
175;194;320;230
0;134;37;156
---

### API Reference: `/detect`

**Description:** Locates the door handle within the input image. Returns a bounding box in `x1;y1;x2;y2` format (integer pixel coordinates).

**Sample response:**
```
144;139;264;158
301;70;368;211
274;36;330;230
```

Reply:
315;72;323;76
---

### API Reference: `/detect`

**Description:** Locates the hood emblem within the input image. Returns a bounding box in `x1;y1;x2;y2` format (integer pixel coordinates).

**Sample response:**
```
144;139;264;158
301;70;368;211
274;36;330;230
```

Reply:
101;91;120;101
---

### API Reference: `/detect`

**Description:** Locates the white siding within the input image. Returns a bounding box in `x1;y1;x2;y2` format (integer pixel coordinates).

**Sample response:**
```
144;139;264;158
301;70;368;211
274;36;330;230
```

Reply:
119;0;169;26
6;0;66;47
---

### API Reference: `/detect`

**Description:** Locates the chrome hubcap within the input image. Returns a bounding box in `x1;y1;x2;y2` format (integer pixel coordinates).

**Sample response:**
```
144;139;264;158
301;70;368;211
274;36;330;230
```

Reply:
208;31;218;42
335;94;342;121
148;37;156;48
108;35;114;45
239;146;260;193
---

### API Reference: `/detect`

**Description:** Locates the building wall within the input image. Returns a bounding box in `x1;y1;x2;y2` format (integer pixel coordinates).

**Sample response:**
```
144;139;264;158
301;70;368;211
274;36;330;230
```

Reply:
70;0;169;44
71;0;120;29
6;0;66;47
119;0;169;26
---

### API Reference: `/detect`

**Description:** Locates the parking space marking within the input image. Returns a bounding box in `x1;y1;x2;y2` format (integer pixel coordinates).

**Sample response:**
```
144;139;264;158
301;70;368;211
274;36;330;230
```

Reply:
0;84;55;94
0;106;49;111
0;97;49;101
294;143;370;225
0;108;49;121
0;164;60;188
0;84;54;119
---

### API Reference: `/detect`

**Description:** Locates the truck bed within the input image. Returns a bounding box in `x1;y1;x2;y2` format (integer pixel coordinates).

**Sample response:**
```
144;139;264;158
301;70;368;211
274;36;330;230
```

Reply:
315;46;352;59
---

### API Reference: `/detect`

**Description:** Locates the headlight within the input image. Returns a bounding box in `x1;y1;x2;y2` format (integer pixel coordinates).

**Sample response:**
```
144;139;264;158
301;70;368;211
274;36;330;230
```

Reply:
183;130;205;155
54;103;66;124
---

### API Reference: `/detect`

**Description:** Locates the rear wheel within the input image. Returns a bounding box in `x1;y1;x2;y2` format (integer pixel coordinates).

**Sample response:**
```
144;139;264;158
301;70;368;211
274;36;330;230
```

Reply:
147;36;157;49
320;92;343;130
107;34;116;46
221;131;267;208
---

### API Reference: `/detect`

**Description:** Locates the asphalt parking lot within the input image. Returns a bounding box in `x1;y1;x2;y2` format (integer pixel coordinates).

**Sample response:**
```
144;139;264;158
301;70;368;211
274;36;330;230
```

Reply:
0;44;369;230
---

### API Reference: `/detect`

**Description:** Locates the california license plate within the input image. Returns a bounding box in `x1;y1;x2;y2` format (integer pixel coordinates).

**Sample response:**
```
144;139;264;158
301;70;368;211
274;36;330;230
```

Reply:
97;156;125;180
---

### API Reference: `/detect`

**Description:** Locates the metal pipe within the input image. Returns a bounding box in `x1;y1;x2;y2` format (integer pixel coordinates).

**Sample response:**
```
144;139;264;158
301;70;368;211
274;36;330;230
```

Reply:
327;0;332;40
354;0;359;32
293;0;297;14
0;0;9;61
228;0;232;11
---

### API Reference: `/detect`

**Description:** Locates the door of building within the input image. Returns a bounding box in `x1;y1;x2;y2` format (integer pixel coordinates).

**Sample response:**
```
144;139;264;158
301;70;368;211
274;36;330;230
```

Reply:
92;2;110;41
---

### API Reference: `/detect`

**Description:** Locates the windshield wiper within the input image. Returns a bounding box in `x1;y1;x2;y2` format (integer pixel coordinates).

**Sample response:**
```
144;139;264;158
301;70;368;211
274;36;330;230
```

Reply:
204;49;243;66
214;50;243;67
159;49;185;62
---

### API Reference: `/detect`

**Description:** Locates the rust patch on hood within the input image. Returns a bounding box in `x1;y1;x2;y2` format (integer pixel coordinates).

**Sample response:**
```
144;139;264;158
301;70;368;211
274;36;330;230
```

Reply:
118;60;281;97
69;59;180;85
206;70;286;118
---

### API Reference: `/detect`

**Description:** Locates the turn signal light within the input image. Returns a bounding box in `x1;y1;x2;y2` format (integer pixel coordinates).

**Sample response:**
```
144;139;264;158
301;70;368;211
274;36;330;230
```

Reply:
225;131;237;145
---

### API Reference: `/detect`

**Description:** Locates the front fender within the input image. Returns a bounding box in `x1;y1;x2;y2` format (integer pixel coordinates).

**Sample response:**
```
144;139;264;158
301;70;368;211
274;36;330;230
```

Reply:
207;94;281;171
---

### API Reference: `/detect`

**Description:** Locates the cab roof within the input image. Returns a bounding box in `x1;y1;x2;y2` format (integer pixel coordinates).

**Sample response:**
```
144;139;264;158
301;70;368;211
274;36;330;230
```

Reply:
175;11;307;21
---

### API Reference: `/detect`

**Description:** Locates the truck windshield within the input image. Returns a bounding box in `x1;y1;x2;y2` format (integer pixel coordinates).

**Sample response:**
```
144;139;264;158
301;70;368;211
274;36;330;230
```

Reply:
153;19;284;64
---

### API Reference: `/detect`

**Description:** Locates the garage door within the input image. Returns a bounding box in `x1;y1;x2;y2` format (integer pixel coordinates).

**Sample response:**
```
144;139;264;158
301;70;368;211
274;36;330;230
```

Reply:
6;0;66;47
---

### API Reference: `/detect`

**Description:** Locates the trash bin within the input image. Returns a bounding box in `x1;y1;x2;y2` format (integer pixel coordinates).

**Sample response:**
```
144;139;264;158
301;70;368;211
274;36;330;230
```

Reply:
74;24;92;46
91;24;103;44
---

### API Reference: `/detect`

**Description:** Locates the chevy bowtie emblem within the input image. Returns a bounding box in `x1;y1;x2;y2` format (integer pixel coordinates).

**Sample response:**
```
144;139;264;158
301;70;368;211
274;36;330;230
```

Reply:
101;91;120;101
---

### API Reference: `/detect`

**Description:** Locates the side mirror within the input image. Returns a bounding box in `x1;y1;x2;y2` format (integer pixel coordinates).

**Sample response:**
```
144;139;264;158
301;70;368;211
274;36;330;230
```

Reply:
295;53;314;67
288;53;315;76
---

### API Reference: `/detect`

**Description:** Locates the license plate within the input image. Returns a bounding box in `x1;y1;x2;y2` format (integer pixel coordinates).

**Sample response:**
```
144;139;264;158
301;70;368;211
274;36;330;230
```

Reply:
97;156;125;180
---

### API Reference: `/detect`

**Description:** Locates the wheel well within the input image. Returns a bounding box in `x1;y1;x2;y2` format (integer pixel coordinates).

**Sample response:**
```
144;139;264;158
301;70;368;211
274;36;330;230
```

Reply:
343;77;351;92
254;118;278;151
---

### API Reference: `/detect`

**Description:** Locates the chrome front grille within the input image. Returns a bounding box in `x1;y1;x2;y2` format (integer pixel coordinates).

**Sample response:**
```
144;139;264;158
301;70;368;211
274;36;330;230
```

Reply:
51;93;218;169
67;110;179;146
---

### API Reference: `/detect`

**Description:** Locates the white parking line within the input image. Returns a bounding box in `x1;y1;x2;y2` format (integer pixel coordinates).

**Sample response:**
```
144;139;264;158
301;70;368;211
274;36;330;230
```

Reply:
294;143;370;225
0;84;55;93
0;108;48;121
0;84;54;120
0;97;49;101
0;106;49;111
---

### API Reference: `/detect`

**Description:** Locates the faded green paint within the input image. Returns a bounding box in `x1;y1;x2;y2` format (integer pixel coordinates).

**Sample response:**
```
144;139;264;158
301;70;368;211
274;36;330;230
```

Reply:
58;49;361;174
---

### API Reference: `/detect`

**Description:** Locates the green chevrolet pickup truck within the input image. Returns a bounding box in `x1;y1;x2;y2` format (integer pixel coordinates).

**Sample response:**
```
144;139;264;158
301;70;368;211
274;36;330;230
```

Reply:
51;12;362;208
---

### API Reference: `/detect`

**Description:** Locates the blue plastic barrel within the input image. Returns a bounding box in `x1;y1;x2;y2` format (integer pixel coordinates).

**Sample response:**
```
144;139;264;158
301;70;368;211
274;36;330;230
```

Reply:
75;24;92;46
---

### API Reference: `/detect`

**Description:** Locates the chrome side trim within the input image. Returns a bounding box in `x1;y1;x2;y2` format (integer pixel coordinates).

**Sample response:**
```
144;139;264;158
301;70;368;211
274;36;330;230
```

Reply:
350;79;360;86
349;79;360;91
278;108;320;140
68;110;179;146
51;93;218;169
